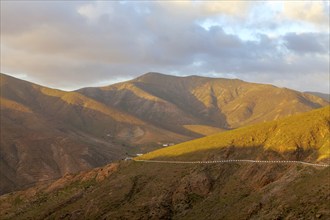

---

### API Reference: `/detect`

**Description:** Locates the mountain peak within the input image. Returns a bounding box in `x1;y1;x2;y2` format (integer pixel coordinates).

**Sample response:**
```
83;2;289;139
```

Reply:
140;72;167;77
134;72;245;85
135;72;178;81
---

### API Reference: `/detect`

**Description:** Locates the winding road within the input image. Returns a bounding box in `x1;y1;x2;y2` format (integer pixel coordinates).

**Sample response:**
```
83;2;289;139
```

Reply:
134;159;329;167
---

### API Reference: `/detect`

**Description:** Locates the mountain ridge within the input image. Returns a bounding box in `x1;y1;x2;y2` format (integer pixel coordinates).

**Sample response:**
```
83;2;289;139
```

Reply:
0;73;190;194
0;72;328;195
79;72;328;131
305;91;330;102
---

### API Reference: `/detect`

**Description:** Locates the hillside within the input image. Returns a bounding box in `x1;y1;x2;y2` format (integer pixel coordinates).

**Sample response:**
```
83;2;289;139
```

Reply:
305;91;330;102
0;72;328;195
79;72;328;136
0;74;188;194
0;74;187;145
139;106;330;162
0;107;329;220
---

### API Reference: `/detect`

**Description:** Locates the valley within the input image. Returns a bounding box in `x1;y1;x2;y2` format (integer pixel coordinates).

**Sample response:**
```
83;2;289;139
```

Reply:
0;105;329;220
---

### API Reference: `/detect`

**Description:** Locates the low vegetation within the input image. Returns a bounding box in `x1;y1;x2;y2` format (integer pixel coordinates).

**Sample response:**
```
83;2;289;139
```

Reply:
1;160;329;219
139;106;330;161
183;124;227;136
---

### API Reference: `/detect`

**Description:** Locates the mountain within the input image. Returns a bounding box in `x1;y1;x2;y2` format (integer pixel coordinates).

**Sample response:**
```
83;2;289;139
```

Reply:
305;91;330;102
0;74;188;194
79;72;328;134
0;72;328;195
1;107;329;220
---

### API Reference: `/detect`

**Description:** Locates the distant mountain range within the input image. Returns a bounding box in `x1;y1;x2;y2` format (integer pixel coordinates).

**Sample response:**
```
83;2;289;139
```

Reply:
79;72;328;131
0;72;328;194
304;91;330;102
1;106;329;220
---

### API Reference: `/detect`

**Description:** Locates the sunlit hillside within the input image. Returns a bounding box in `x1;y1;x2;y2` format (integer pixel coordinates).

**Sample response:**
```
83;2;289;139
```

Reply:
139;106;330;161
183;124;227;136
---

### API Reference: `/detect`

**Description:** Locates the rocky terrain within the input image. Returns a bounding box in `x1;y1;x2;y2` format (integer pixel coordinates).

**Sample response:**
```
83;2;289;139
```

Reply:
0;106;329;220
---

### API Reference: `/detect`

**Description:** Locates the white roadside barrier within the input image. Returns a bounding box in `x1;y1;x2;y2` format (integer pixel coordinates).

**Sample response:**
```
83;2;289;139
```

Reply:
134;159;329;167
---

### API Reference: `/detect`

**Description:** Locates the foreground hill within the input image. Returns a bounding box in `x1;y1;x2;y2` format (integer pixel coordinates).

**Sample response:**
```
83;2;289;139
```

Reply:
1;107;329;220
79;72;328;135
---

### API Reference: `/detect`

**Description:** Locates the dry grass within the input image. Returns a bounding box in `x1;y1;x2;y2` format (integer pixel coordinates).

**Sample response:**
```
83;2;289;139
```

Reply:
139;106;330;160
183;124;227;136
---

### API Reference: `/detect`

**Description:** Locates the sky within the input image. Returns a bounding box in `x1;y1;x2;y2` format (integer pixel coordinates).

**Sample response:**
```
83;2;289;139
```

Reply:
1;1;329;93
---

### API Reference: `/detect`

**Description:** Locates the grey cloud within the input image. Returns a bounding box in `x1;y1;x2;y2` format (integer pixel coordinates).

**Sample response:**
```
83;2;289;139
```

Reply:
1;1;329;93
1;1;82;34
283;33;330;54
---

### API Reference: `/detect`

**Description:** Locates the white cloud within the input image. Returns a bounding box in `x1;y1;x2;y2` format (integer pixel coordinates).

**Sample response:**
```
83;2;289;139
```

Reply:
282;1;330;27
200;1;252;17
77;1;115;22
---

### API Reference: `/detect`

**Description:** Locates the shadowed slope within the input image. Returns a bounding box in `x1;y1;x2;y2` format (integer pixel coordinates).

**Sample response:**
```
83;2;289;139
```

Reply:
0;74;189;194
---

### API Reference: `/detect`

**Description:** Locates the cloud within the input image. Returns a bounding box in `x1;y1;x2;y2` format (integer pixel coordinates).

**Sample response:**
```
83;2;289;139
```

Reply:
199;1;253;17
0;1;329;93
270;72;329;95
0;1;82;34
282;1;330;27
283;32;329;54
